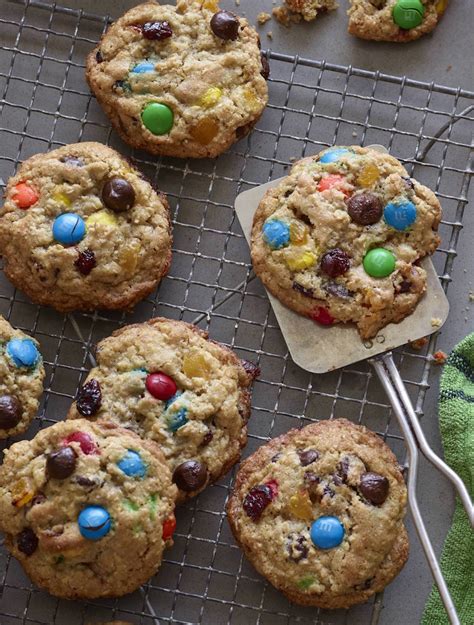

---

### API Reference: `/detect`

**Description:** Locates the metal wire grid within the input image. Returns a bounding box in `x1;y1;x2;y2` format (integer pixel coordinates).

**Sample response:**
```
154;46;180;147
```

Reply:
0;0;472;623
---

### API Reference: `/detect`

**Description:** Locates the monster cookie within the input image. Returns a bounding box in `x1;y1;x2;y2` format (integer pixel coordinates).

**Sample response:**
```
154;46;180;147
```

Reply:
347;0;448;42
0;316;44;439
251;145;441;339
86;1;269;158
67;318;259;502
0;142;171;312
284;0;338;22
227;419;409;608
0;420;177;599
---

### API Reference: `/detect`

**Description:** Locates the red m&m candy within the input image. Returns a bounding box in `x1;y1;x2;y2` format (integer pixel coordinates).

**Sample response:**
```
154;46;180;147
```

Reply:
146;372;177;401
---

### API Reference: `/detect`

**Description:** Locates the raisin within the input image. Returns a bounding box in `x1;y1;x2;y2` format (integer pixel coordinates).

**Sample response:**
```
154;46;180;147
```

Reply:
76;379;102;417
74;249;96;276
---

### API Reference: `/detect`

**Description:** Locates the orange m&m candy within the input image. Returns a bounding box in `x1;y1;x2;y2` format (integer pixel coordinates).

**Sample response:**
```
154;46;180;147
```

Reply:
317;175;350;196
12;182;39;209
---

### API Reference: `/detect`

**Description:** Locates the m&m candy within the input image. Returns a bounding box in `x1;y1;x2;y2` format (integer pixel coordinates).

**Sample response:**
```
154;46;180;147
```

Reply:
319;147;351;164
383;199;417;231
6;339;40;368
168;407;188;433
12;182;39;209
117;450;147;478
262;220;290;250
363;248;396;278
141;102;174;135
162;514;176;540
392;0;425;29
310;515;345;549
52;213;86;246
86;210;118;228
78;505;111;541
131;60;155;73
146;372;177;401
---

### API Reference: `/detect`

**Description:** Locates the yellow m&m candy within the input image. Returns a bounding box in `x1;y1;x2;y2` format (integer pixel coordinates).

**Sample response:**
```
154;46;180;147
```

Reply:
199;87;223;109
86;210;118;228
285;251;317;272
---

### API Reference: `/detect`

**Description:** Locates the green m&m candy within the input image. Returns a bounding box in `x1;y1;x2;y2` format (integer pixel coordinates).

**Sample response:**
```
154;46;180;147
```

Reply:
141;102;174;135
393;0;425;30
363;248;396;278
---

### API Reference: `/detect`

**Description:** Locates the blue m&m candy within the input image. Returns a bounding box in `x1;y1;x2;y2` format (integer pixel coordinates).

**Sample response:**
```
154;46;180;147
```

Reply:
168;407;188;433
78;506;111;541
262;220;290;250
6;338;40;368
131;60;155;74
310;516;345;550
53;213;86;246
384;199;417;231
319;147;351;164
117;450;147;478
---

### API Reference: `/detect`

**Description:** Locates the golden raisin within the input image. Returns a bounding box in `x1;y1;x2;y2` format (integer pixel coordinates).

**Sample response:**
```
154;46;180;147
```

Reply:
357;164;380;188
12;478;35;508
120;242;141;275
288;490;313;521
190;118;219;145
289;220;309;245
183;352;211;378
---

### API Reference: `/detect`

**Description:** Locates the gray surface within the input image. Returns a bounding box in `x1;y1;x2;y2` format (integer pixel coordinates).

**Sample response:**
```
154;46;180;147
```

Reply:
0;1;472;625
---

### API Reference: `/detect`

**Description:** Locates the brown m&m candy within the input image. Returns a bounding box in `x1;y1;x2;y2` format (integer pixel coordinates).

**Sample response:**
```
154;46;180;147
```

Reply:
0;395;22;430
347;193;383;225
46;446;77;480
172;460;208;492
210;11;239;40
101;178;135;212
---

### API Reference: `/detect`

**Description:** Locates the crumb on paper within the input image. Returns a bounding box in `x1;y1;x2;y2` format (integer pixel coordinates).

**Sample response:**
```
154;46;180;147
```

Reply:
446;65;452;72
272;6;302;26
431;317;442;328
352;131;358;138
267;30;273;39
432;350;448;365
289;156;297;162
235;0;240;5
257;12;272;25
410;337;429;350
469;292;474;302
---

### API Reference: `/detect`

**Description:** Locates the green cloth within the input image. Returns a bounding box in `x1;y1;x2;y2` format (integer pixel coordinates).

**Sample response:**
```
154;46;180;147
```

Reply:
421;333;474;625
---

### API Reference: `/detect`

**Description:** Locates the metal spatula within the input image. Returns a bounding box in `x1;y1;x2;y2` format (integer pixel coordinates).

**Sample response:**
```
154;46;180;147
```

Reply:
235;149;473;625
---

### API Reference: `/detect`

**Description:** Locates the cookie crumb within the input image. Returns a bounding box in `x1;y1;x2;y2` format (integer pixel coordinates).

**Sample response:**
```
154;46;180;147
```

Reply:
446;65;452;72
272;6;302;26
257;12;272;25
267;31;273;39
431;317;442;328
352;131;358;138
235;0;240;5
409;337;429;350
469;292;474;302
432;350;447;365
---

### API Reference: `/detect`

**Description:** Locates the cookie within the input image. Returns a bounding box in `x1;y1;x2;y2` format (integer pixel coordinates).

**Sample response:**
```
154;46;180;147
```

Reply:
67;317;259;502
0;142;171;312
285;0;338;22
227;418;409;608
86;622;133;625
86;1;269;158
0;316;44;440
347;0;448;42
0;420;177;599
251;145;441;339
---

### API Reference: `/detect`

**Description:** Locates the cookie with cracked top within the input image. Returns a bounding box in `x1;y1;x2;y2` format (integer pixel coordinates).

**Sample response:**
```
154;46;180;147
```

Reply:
227;418;409;608
86;1;268;158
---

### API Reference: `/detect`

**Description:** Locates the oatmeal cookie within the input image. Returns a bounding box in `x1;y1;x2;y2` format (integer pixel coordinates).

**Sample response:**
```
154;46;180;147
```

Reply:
0;142;171;312
0;316;44;439
251;145;441;339
227;418;409;608
67;317;259;502
347;0;448;42
86;1;269;158
0;420;177;599
285;0;338;22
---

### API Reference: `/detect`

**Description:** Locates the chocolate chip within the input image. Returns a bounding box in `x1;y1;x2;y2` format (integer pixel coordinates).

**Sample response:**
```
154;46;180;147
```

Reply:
172;460;208;492
324;281;354;299
31;493;46;506
359;472;389;505
332;472;343;486
141;21;173;40
210;11;240;40
60;155;84;167
0;395;22;430
17;528;38;556
113;80;132;94
102;177;135;212
292;282;314;298
76;379;102;417
298;449;319;467
354;577;374;591
347;193;383;225
95;49;103;63
271;452;282;463
303;471;320;486
243;484;273;521
200;430;214;448
286;533;309;563
338;456;350;482
323;483;335;498
73;475;99;489
402;176;414;190
74;248;96;276
46;446;77;480
260;51;270;80
398;280;412;294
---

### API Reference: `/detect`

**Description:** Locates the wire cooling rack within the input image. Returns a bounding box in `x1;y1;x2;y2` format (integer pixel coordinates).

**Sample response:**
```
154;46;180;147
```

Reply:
0;1;473;624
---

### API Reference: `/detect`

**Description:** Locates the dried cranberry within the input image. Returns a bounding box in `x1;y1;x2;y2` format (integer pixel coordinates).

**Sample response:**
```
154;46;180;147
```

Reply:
297;449;319;467
241;360;260;379
310;307;334;326
200;429;213;448
266;479;279;498
320;249;351;278
141;21;173;40
63;431;98;455
17;528;38;556
76;379;102;417
243;484;273;521
260;51;270;80
75;249;96;276
347;193;383;225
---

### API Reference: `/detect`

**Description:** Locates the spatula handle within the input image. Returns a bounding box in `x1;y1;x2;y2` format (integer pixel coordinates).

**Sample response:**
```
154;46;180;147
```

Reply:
371;353;470;625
